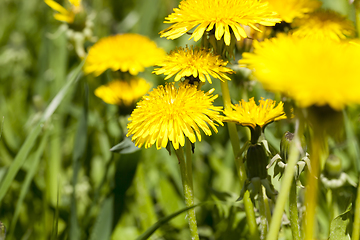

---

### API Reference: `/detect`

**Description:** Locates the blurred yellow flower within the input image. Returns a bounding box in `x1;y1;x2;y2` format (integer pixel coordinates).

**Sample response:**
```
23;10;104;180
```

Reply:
265;0;321;23
240;35;360;110
223;97;286;129
291;9;355;41
45;0;82;23
153;46;233;84
160;0;281;46
127;82;223;150
94;78;151;107
84;34;166;76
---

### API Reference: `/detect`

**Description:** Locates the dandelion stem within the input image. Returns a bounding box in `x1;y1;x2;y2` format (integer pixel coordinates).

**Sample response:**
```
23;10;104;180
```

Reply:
220;80;246;185
355;0;360;37
185;138;194;189
174;144;199;240
258;187;269;239
352;176;360;240
304;134;323;240
289;179;300;240
266;137;299;240
243;190;260;240
220;80;259;240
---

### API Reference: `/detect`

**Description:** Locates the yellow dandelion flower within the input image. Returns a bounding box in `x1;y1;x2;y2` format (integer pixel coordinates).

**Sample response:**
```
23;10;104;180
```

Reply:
265;0;321;23
153;46;233;84
160;0;281;46
69;0;81;7
45;0;82;23
291;9;355;41
223;97;286;129
240;35;360;110
84;34;166;76
94;78;151;107
127;82;223;150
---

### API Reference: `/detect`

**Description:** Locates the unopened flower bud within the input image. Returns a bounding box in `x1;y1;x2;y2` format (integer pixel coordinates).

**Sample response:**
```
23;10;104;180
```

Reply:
280;131;306;161
246;143;268;179
324;154;342;179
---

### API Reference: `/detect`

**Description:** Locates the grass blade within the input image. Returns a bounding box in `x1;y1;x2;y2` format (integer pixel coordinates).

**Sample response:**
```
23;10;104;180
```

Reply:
89;196;113;240
9;130;49;234
0;60;84;204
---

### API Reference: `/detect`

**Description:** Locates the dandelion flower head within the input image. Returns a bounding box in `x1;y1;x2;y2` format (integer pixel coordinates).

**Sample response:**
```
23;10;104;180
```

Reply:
291;9;355;41
94;78;151;107
84;34;166;76
160;0;281;46
223;97;286;129
240;35;360;110
153;46;234;84
265;0;321;23
127;82;223;150
45;0;82;23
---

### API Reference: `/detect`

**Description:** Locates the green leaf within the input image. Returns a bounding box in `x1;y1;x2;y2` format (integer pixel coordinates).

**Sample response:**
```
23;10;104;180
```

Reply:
156;177;187;229
329;205;352;240
110;137;140;154
89;196;113;240
0;124;42;203
9;131;49;235
0;60;84;204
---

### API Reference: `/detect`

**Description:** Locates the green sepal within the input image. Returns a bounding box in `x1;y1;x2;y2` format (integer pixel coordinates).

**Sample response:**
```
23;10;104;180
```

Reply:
246;143;269;179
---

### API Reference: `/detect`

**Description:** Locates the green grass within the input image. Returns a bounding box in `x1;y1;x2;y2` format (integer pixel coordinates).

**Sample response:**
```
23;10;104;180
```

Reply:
1;0;359;240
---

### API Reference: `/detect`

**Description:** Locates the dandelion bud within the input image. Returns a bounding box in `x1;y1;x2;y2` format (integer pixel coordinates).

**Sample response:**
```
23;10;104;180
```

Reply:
246;143;268;179
323;154;342;179
280;131;307;161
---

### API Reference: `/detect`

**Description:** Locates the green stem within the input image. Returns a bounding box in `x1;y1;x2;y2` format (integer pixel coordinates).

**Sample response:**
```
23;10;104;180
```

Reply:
220;80;246;185
352;176;360;240
266;137;299;240
289;179;300;240
174;145;199;240
258;187;268;239
355;0;360;37
326;189;333;224
220;80;259;240
304;134;322;240
264;193;272;226
185;138;194;189
355;17;360;239
243;190;260;240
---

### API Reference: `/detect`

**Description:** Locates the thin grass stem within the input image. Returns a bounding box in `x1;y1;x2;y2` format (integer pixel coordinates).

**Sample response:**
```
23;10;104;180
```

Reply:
266;138;299;240
352;177;360;240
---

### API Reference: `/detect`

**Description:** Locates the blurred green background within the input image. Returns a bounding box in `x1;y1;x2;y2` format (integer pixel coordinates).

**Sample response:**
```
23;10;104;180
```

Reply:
0;0;358;239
